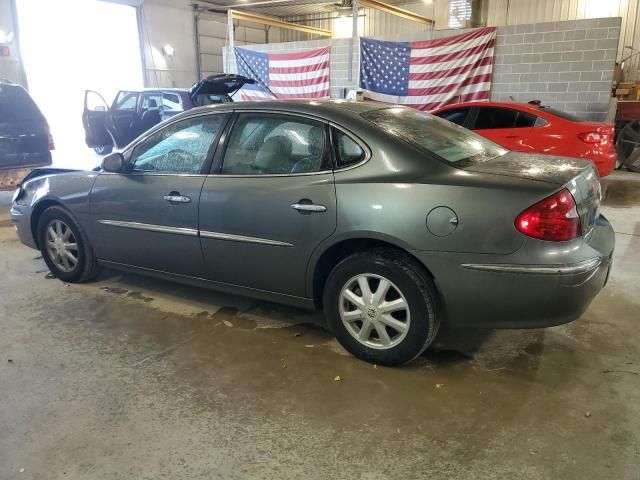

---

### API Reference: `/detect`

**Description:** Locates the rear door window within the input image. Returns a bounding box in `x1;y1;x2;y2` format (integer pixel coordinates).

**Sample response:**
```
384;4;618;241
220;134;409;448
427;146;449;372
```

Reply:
141;92;162;110
161;92;183;112
221;113;329;175
514;111;539;128
434;107;471;126
473;107;518;129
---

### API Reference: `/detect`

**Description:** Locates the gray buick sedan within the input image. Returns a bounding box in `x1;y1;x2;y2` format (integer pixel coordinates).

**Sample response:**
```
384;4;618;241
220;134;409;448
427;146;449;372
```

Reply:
10;101;614;365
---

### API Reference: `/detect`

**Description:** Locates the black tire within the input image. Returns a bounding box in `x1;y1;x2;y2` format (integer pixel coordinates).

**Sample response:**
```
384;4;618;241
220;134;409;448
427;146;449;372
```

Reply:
323;248;441;366
94;145;113;155
37;206;101;283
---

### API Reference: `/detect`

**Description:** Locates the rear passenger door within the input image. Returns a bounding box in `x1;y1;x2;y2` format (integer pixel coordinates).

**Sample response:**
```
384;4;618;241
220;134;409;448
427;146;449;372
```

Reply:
469;106;537;152
198;112;337;298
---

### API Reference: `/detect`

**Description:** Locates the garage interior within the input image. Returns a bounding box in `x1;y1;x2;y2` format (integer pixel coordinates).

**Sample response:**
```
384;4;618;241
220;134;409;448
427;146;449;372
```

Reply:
1;0;640;478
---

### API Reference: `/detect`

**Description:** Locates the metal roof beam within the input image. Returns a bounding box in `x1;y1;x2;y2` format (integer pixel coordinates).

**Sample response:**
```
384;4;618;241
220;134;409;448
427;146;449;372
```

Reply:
228;9;332;37
358;0;433;25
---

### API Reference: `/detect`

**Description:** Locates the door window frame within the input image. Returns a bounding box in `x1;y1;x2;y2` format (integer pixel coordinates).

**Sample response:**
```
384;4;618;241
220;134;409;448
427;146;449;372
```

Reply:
211;110;334;177
110;111;231;177
329;123;371;172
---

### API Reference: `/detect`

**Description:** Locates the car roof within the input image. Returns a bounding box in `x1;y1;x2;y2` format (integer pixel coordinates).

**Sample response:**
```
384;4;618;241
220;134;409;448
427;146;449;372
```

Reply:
188;99;389;117
120;88;188;94
434;100;548;114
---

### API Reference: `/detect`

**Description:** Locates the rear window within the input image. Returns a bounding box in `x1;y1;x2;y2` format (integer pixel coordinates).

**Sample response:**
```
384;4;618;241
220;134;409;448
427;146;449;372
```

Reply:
193;94;230;106
0;84;44;121
362;107;507;166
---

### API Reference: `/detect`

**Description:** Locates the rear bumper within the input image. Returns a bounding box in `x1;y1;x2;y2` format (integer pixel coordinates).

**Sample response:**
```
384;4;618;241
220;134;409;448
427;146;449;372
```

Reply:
584;150;616;177
412;215;615;329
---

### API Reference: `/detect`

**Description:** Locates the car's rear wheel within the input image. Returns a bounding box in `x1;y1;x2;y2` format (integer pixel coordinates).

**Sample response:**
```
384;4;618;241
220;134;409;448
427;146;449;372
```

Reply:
94;145;113;155
37;206;100;283
323;248;440;366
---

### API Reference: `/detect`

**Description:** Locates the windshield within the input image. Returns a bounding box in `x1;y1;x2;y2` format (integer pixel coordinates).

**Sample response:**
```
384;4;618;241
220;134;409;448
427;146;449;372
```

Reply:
362;107;508;166
0;84;44;122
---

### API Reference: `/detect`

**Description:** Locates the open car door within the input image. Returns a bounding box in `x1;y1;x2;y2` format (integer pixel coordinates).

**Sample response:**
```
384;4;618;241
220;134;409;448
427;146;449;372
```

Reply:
189;74;255;106
82;90;112;148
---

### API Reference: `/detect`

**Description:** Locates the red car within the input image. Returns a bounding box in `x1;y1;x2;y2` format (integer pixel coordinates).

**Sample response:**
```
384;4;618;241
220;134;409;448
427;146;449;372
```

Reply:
432;101;616;177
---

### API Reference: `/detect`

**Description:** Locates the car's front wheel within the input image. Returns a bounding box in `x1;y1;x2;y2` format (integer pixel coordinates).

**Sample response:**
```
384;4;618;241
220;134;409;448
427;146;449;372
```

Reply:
323;248;440;366
37;206;100;283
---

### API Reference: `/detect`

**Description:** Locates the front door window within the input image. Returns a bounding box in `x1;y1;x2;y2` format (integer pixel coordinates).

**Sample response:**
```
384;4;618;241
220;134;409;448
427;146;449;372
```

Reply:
130;115;225;174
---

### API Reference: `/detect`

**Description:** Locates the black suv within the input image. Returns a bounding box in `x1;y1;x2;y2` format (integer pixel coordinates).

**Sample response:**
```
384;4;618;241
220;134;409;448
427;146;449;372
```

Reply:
0;79;53;190
82;74;254;154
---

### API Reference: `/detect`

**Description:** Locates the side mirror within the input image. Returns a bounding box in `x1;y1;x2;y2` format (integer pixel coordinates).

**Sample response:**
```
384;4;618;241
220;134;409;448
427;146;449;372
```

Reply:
102;152;125;172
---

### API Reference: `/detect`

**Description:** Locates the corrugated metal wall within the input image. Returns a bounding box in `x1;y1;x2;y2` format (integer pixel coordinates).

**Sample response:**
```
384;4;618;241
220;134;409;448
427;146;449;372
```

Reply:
484;0;637;77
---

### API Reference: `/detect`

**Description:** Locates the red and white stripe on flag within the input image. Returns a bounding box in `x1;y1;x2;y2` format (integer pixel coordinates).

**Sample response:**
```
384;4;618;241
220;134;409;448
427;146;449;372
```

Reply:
362;27;497;111
238;46;330;101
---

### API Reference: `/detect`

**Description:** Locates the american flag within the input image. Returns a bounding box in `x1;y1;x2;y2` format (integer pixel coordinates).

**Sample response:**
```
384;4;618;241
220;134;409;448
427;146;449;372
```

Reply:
234;46;330;101
359;27;496;111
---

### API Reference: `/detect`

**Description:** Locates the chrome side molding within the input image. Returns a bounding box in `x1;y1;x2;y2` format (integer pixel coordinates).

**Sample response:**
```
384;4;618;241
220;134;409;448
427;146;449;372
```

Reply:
98;220;294;247
461;257;602;275
200;230;294;247
97;220;198;237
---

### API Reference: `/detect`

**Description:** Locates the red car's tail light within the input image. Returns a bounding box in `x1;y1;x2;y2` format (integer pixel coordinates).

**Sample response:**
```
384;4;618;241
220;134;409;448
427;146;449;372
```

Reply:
47;131;55;151
577;131;603;143
515;188;581;241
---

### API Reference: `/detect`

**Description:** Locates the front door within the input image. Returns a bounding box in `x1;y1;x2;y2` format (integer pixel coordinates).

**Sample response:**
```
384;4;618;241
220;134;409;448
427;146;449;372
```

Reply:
82;90;111;148
199;112;337;298
91;113;229;277
107;91;140;148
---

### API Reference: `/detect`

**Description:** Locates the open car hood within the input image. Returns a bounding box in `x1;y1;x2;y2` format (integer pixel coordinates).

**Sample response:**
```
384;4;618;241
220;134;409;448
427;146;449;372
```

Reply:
189;74;255;99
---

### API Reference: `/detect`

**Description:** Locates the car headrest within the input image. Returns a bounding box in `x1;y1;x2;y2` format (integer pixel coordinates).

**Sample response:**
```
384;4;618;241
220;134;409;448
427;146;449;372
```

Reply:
147;99;158;109
255;135;292;170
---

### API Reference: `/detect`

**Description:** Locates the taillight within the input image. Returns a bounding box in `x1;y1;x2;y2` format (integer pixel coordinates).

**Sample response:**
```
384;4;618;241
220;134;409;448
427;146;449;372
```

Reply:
47;131;55;151
577;131;603;143
515;188;581;241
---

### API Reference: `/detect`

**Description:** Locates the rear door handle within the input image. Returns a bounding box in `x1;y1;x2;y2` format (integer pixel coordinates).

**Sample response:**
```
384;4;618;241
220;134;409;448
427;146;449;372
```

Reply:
291;203;327;213
163;192;191;204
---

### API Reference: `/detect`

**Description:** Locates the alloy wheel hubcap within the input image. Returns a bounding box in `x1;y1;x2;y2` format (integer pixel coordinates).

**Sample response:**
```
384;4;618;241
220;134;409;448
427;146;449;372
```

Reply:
45;219;79;273
339;274;410;350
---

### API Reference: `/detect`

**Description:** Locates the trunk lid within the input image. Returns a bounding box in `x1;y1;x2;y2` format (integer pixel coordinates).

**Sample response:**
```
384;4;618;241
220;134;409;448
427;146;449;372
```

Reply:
465;152;602;236
188;74;255;101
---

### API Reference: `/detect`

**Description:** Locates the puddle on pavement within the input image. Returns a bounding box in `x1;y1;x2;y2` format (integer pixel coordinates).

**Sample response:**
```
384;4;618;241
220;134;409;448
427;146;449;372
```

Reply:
602;178;640;207
127;291;154;303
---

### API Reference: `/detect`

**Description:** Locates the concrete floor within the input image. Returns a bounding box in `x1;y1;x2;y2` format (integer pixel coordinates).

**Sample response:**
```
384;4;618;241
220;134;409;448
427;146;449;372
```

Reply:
1;171;639;480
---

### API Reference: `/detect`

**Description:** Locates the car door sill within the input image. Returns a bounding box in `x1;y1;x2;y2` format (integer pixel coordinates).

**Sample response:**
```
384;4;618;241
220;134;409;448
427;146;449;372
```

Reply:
97;259;316;310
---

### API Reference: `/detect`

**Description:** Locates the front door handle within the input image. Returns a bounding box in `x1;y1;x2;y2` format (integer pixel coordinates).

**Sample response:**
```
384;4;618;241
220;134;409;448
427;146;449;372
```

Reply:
291;203;327;213
163;192;191;204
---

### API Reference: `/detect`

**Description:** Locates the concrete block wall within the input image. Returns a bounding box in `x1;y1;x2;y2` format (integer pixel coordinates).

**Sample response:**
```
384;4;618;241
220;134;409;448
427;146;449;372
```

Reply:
492;17;621;121
225;17;620;121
